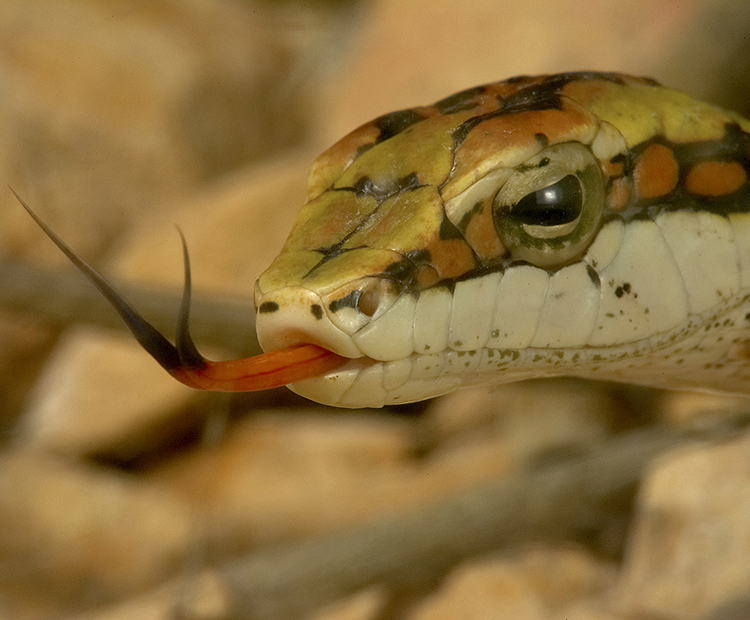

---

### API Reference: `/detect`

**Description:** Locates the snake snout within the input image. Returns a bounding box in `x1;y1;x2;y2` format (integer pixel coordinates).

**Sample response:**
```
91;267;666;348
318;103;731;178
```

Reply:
255;286;364;359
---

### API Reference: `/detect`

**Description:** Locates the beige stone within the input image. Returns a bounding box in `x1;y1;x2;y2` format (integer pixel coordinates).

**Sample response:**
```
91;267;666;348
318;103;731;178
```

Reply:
616;432;750;619
0;0;310;267
426;380;614;467
549;603;626;620
407;547;616;620
0;310;55;424
0;451;194;616
312;587;387;620
659;390;750;427
20;326;198;458
150;411;418;550
317;0;708;145
112;152;314;295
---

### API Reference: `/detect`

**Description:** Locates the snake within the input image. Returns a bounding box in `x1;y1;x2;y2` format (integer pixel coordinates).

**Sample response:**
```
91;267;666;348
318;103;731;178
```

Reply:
19;71;750;408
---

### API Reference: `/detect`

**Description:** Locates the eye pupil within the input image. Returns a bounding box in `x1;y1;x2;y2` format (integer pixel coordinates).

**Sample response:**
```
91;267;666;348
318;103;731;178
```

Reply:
512;174;582;226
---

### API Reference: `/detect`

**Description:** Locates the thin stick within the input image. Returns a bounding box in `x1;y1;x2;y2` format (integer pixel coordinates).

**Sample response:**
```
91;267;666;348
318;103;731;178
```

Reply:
182;415;749;620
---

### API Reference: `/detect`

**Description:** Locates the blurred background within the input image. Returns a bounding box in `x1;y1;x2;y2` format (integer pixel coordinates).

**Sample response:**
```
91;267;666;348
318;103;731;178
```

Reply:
1;1;750;618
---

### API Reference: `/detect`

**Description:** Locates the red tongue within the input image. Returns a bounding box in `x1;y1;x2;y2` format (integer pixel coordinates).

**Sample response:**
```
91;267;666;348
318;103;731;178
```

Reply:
169;343;349;391
13;189;350;393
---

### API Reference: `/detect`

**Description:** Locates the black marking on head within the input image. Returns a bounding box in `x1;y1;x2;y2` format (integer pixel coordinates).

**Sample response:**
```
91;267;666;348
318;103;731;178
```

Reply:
350;176;379;198
328;291;360;313
438;214;465;240
628;122;750;168
535;133;549;148
346;172;422;201
383;259;416;282
450;117;486;150
373;109;426;143
311;304;324;320
405;248;432;264
610;151;630;173
354;142;375;158
586;264;601;287
434;85;488;114
458;201;484;232
676;122;750;162
259;301;280;314
505;75;532;85
449;72;632;152
312;243;349;262
397;172;422;193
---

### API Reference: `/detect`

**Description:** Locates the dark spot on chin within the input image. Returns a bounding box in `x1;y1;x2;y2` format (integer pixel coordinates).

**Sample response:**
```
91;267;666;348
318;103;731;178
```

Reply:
614;282;631;298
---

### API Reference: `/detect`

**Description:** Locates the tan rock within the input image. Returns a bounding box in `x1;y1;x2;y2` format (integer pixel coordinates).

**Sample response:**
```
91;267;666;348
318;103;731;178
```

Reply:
150;411;418;550
312;587;388;620
0;310;55;426
69;569;232;620
0;0;309;266
407;546;616;620
0;451;194;616
659;390;750;427
550;603;627;620
145;383;615;557
317;0;707;145
425;379;614;469
616;432;750;619
19;326;199;459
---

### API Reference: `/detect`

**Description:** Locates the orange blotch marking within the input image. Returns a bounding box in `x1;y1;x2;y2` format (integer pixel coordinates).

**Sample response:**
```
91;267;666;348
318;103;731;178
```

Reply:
685;160;747;197
606;178;631;212
633;143;679;199
426;238;477;280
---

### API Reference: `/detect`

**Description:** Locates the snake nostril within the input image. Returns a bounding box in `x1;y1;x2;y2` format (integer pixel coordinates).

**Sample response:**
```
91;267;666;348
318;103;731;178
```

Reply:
258;301;280;314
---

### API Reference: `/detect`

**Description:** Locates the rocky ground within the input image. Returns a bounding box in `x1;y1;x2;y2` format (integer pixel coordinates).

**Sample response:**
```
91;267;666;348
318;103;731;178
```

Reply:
1;1;750;619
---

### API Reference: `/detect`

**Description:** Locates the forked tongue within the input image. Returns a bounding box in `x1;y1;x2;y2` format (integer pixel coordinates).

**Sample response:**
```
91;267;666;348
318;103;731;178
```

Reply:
14;189;348;391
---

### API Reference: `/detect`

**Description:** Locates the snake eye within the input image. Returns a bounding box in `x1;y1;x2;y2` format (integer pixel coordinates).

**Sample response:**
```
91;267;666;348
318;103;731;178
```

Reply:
493;143;605;269
512;175;583;227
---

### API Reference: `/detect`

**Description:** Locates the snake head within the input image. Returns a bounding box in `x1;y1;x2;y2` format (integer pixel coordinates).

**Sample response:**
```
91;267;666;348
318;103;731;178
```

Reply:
256;72;750;407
